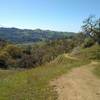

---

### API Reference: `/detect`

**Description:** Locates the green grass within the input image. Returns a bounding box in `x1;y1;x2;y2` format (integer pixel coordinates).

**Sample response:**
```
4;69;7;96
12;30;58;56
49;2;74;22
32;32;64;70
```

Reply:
74;45;100;60
0;44;99;100
93;62;100;78
0;55;89;100
72;44;100;78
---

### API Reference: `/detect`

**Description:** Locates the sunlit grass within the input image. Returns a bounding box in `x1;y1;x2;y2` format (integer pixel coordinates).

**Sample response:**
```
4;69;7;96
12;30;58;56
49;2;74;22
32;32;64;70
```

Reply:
0;55;90;100
93;62;100;78
74;45;100;60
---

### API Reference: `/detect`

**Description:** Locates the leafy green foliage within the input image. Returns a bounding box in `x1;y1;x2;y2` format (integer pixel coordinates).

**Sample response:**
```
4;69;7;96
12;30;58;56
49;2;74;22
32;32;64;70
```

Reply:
0;51;9;68
83;37;95;48
4;45;22;59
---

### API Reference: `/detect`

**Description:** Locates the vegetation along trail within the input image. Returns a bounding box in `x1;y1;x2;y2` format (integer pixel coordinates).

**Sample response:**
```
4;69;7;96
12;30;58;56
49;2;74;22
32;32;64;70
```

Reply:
51;60;100;100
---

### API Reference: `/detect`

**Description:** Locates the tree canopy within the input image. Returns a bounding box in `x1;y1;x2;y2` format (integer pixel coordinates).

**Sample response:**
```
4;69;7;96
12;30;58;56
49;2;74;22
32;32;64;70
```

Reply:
82;16;100;44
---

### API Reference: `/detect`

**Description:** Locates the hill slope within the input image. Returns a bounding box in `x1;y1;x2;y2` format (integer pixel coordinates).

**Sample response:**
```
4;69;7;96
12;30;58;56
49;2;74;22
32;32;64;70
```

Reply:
0;27;75;43
0;55;89;100
0;45;99;100
51;45;100;100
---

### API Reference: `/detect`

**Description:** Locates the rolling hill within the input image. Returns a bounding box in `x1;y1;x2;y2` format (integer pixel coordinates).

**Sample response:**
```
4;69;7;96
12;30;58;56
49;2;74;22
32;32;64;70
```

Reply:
0;27;75;43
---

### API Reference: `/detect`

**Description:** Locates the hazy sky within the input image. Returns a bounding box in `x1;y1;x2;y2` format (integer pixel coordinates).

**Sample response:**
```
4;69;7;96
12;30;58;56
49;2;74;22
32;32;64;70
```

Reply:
0;0;100;32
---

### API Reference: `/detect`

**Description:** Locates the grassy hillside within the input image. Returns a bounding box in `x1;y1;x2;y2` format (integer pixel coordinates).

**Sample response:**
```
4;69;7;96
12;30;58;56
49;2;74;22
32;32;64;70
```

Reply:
0;42;100;100
72;44;100;60
71;44;100;78
0;55;89;100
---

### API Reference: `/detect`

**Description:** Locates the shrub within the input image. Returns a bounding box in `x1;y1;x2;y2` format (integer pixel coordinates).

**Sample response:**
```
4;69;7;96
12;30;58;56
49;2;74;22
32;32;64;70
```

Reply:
4;45;22;59
83;38;95;48
0;51;10;68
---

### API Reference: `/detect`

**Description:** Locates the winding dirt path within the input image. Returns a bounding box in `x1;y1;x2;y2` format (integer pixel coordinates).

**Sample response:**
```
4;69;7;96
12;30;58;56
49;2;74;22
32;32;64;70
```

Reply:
51;61;100;100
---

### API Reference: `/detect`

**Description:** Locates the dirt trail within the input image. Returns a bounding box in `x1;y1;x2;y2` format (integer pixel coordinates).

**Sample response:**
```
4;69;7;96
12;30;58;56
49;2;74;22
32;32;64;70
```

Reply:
51;61;100;100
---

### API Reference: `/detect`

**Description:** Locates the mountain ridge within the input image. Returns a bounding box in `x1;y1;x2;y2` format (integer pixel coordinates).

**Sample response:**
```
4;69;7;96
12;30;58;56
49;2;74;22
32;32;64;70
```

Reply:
0;27;76;43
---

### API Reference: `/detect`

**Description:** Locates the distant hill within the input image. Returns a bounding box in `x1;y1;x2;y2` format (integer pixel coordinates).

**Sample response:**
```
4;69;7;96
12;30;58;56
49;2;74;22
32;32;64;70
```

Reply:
0;27;75;43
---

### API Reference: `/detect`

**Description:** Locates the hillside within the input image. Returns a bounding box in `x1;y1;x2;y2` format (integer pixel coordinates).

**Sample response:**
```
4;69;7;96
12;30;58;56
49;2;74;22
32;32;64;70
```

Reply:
51;45;100;100
0;27;75;43
0;45;99;100
0;54;89;100
0;0;99;99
